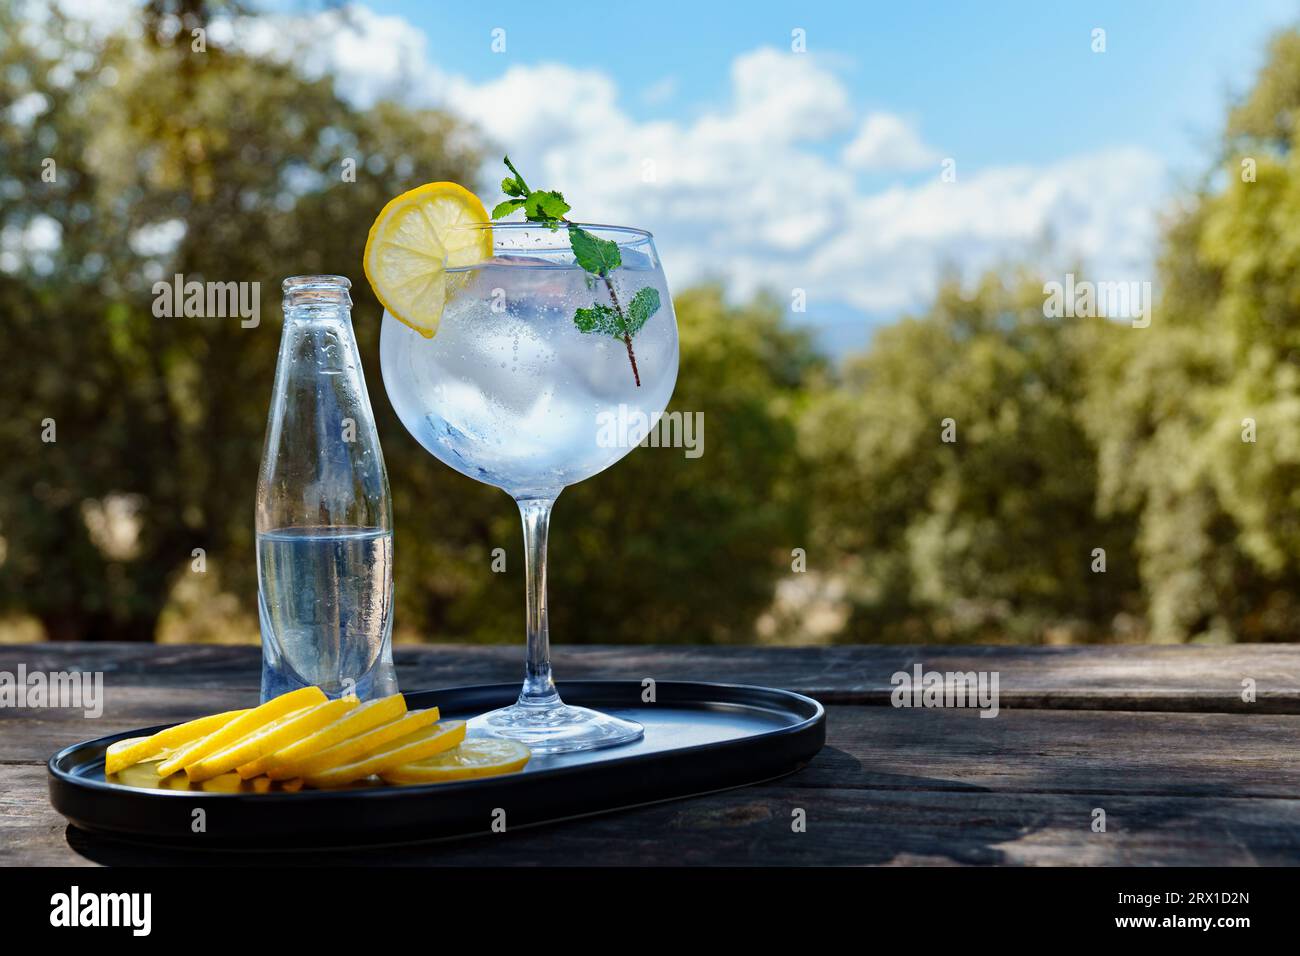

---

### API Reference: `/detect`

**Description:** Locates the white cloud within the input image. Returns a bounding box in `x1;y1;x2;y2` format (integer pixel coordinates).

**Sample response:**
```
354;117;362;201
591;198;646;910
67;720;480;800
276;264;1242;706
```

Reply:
641;76;678;106
209;7;437;106
818;148;1159;313
723;47;855;144
842;114;939;172
57;3;1167;349
445;64;626;156
411;20;1161;323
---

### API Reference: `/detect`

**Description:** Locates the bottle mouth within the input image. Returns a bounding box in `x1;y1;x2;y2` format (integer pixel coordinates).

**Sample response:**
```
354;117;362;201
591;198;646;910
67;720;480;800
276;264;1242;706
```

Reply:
283;274;352;311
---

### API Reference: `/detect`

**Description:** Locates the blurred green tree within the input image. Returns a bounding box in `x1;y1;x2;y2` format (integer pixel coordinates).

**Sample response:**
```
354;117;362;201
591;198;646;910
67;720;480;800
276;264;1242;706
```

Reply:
802;273;1141;643
0;1;488;640
550;286;823;645
14;3;1300;648
1079;30;1300;642
0;3;821;647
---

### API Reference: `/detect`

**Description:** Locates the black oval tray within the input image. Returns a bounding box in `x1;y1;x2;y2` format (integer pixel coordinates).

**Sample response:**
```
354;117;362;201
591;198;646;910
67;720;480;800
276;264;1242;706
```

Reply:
48;680;825;848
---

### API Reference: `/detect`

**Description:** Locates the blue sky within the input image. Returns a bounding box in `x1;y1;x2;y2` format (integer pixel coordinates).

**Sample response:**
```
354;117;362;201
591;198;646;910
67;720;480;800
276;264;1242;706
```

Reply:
364;0;1295;174
263;1;1298;352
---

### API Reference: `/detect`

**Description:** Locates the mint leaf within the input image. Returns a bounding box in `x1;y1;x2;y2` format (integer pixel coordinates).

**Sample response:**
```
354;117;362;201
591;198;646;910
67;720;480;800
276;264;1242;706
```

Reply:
574;303;622;336
570;227;622;275
492;198;525;219
524;189;571;222
501;176;526;197
574;287;659;338
625;286;661;335
502;156;530;195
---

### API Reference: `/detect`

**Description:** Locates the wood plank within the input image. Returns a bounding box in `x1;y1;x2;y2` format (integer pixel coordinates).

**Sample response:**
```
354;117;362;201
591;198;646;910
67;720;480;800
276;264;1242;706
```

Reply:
4;762;1296;866
8;702;1300;799
5;643;1298;866
798;706;1300;800
4;642;1299;712
0;687;255;762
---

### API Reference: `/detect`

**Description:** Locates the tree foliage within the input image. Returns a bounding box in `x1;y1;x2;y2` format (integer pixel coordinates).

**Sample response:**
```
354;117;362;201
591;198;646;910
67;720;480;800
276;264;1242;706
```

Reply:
0;5;483;640
1080;29;1300;642
6;3;1300;647
802;273;1141;643
552;286;821;645
0;4;815;645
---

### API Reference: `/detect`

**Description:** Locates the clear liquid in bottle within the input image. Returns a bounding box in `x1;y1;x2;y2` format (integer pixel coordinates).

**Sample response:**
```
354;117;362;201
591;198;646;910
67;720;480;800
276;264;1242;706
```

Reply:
256;275;397;701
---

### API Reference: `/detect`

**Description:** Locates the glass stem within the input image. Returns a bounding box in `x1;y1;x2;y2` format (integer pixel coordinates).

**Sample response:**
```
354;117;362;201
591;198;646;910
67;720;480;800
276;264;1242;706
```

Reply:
517;495;561;707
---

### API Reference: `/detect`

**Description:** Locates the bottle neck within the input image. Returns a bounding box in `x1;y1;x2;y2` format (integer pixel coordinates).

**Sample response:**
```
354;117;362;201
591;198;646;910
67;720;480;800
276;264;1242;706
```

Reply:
281;274;352;318
283;303;351;324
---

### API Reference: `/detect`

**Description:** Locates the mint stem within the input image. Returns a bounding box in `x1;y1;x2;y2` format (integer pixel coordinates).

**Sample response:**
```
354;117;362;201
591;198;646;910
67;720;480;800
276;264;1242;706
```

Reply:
601;274;641;388
563;216;640;387
503;155;530;194
492;158;643;387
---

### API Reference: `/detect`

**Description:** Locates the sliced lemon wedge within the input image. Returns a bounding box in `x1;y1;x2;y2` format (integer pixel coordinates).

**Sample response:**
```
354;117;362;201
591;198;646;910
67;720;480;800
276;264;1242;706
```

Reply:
304;720;467;788
256;693;407;779
105;736;156;776
105;709;249;776
267;706;441;781
380;738;531;785
362;182;492;338
187;696;358;782
155;686;326;778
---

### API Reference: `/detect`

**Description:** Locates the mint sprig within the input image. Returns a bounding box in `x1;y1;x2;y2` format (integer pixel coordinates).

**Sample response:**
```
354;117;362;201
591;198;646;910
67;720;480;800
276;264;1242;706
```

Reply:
569;226;622;275
491;156;659;387
578;287;660;336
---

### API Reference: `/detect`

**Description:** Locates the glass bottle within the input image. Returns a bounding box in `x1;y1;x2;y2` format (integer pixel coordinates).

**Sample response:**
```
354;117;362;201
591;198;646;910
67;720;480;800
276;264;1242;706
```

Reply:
255;275;397;702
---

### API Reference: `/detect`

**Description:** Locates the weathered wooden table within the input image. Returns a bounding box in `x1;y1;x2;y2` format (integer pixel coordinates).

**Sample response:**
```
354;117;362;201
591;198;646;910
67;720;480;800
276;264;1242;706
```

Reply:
2;643;1298;865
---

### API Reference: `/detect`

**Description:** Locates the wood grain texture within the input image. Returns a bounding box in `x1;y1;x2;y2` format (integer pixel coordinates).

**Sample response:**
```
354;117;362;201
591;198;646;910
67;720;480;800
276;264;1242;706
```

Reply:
5;642;1296;711
2;643;1298;866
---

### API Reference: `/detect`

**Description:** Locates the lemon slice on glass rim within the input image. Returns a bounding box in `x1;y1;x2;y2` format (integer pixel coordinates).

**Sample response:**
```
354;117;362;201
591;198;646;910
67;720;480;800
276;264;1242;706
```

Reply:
362;182;492;338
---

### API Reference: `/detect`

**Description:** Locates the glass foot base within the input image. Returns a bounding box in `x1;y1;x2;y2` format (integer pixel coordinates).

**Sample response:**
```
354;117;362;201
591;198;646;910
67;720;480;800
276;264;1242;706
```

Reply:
469;700;644;754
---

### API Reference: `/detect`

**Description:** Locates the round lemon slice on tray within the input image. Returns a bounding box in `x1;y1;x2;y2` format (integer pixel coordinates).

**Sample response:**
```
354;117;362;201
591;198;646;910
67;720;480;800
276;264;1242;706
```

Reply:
379;737;531;785
362;182;492;338
302;719;467;789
